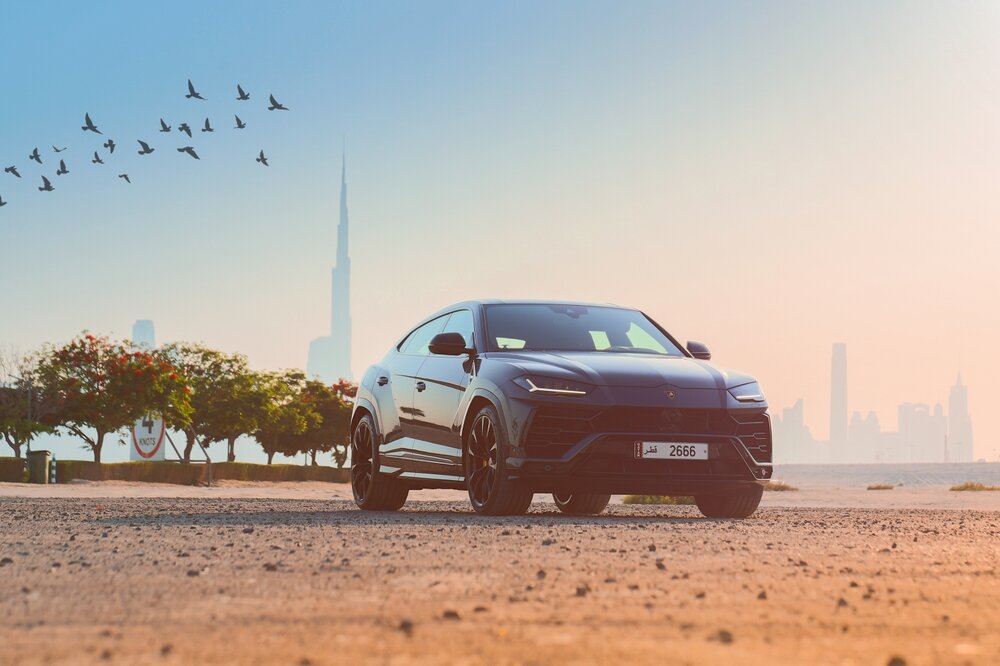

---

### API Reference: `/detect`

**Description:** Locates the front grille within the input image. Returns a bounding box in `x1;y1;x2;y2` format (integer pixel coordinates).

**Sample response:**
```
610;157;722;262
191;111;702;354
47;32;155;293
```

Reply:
522;405;772;463
592;407;724;435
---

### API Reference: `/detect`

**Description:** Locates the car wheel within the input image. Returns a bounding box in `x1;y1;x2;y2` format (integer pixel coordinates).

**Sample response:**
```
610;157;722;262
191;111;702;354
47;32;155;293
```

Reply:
351;413;408;511
465;404;533;516
552;492;611;515
694;484;762;519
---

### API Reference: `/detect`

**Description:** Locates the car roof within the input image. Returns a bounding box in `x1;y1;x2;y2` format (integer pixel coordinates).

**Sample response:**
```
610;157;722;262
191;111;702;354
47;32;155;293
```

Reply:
440;298;632;312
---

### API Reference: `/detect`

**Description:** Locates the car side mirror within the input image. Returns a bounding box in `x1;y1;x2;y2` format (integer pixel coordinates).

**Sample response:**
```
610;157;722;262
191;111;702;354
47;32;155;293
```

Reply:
428;332;470;356
686;341;711;360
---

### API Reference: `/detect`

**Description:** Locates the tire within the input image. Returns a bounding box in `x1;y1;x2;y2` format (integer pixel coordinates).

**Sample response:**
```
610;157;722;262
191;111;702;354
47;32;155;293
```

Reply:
695;485;763;519
351;413;409;511
465;404;533;516
552;492;611;515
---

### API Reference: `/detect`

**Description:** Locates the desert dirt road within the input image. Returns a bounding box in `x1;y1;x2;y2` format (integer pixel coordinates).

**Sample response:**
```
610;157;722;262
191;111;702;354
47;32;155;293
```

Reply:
1;497;998;666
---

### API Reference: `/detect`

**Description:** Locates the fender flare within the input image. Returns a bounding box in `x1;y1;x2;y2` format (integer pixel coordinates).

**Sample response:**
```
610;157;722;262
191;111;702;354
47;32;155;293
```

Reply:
460;386;510;444
352;396;383;447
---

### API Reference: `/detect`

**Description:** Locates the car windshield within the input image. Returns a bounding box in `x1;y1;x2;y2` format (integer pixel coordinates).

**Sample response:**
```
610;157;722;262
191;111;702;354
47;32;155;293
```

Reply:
484;304;684;356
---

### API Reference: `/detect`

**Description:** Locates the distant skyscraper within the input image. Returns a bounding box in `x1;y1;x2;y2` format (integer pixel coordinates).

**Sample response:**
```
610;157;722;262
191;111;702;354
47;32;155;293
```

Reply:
307;149;353;383
830;343;847;445
948;373;974;462
898;402;947;463
132;319;156;348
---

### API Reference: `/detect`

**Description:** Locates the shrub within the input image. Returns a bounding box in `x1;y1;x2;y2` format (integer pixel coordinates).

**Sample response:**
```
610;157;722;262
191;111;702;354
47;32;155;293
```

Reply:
950;482;1000;492
622;495;695;505
761;480;797;491
867;484;895;490
0;457;27;483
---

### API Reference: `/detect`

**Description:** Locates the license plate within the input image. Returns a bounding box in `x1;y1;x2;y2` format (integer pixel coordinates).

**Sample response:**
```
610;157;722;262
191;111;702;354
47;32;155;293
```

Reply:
634;441;709;460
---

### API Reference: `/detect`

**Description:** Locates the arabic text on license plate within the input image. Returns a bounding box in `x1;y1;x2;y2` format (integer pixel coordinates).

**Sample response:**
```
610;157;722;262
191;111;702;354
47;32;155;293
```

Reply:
634;441;709;460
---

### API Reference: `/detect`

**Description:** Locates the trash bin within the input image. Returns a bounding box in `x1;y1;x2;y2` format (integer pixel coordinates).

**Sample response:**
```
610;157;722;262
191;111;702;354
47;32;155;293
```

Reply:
27;450;51;484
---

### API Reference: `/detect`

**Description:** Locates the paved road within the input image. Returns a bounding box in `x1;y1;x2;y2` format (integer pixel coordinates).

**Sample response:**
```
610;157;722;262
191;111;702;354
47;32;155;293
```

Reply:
1;498;998;665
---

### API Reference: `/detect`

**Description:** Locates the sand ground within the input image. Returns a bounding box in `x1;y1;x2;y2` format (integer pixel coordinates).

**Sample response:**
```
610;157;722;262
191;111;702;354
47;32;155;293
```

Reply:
3;479;999;510
1;483;998;665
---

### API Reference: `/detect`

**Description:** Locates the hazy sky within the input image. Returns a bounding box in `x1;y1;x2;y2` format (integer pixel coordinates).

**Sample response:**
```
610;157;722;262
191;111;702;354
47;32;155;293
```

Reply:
2;1;998;462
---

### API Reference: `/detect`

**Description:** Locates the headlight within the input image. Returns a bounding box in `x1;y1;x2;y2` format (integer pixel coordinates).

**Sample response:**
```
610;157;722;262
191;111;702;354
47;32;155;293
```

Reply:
513;376;592;396
728;382;766;403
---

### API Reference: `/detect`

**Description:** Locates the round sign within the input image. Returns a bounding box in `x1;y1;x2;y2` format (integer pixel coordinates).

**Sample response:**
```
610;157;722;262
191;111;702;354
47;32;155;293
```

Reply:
131;415;166;460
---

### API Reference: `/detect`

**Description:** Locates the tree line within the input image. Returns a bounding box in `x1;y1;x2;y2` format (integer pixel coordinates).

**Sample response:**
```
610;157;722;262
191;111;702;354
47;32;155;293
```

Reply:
0;334;355;465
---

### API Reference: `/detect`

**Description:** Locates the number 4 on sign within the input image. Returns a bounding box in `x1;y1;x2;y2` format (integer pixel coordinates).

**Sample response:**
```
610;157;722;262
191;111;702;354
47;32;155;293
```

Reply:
142;416;154;434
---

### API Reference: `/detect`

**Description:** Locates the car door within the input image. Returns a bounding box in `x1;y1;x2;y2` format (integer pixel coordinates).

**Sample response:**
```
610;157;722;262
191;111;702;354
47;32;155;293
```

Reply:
377;314;449;470
409;309;476;479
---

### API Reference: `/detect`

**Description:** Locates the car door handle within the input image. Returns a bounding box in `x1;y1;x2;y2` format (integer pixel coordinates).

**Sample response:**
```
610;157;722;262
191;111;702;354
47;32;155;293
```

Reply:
415;381;427;392
377;376;389;386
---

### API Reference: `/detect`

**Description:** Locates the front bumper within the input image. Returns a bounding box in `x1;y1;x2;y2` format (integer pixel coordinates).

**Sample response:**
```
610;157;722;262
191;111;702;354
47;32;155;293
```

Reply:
504;395;773;495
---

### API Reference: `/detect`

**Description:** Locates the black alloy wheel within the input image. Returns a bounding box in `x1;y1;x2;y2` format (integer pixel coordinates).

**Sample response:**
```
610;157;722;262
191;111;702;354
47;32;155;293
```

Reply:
465;404;533;516
351;413;408;511
552;492;612;515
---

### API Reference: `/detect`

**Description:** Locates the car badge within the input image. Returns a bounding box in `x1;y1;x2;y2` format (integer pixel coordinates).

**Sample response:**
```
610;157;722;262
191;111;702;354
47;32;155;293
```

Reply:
665;389;676;400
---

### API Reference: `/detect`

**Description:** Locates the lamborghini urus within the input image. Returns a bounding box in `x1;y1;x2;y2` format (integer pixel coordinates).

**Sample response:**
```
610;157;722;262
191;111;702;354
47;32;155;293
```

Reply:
350;300;772;518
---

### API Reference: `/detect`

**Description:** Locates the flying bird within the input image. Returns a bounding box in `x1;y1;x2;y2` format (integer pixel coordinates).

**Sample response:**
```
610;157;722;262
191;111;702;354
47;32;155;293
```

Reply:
4;166;20;178
92;151;104;165
137;140;155;155
0;196;6;207
56;159;69;176
103;139;116;153
82;113;102;134
38;175;54;192
178;123;192;138
159;119;171;132
118;173;131;183
29;148;42;164
234;115;246;129
186;79;205;100
256;150;269;166
236;84;250;101
267;94;288;111
52;145;67;153
177;146;200;160
201;118;214;133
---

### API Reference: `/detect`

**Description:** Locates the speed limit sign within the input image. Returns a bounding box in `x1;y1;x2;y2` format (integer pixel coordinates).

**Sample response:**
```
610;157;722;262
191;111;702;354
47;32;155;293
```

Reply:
131;414;166;461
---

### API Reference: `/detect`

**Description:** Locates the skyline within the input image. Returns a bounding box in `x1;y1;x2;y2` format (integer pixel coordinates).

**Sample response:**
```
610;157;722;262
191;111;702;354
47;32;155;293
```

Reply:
775;343;977;464
307;150;354;383
1;2;999;461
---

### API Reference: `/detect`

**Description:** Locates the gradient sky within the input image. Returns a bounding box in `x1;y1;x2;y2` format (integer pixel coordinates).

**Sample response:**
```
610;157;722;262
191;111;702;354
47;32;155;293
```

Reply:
2;1;998;463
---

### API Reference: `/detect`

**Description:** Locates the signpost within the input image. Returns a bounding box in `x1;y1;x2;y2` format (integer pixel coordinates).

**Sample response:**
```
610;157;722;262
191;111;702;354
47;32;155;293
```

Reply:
130;414;166;461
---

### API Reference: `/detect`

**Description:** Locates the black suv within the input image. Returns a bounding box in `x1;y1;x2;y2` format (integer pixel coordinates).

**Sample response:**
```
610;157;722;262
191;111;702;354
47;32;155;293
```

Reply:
350;301;772;518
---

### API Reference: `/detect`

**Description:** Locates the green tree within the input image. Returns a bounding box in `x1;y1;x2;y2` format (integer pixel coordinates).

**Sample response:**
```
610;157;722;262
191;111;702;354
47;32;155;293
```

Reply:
285;380;351;466
161;344;268;462
33;333;192;462
159;344;226;462
327;379;357;468
203;363;269;463
254;370;319;464
0;349;59;458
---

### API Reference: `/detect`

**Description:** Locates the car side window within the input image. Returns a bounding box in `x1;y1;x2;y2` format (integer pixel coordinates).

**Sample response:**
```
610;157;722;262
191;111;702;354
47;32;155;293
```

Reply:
441;309;474;348
399;315;449;356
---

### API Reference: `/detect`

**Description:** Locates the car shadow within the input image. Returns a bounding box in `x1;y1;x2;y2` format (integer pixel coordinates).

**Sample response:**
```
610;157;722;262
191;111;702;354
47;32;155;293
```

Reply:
94;502;711;528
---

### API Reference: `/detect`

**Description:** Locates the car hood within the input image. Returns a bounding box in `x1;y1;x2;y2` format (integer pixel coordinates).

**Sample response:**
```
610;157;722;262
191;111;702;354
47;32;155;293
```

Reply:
497;351;756;390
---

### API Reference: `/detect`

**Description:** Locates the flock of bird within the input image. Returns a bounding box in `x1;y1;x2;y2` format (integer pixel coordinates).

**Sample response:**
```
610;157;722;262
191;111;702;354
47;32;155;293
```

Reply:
0;79;289;207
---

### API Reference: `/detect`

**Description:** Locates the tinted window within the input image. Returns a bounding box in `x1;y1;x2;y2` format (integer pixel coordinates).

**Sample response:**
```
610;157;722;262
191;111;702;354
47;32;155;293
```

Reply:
441;309;474;347
399;315;448;356
484;304;684;356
